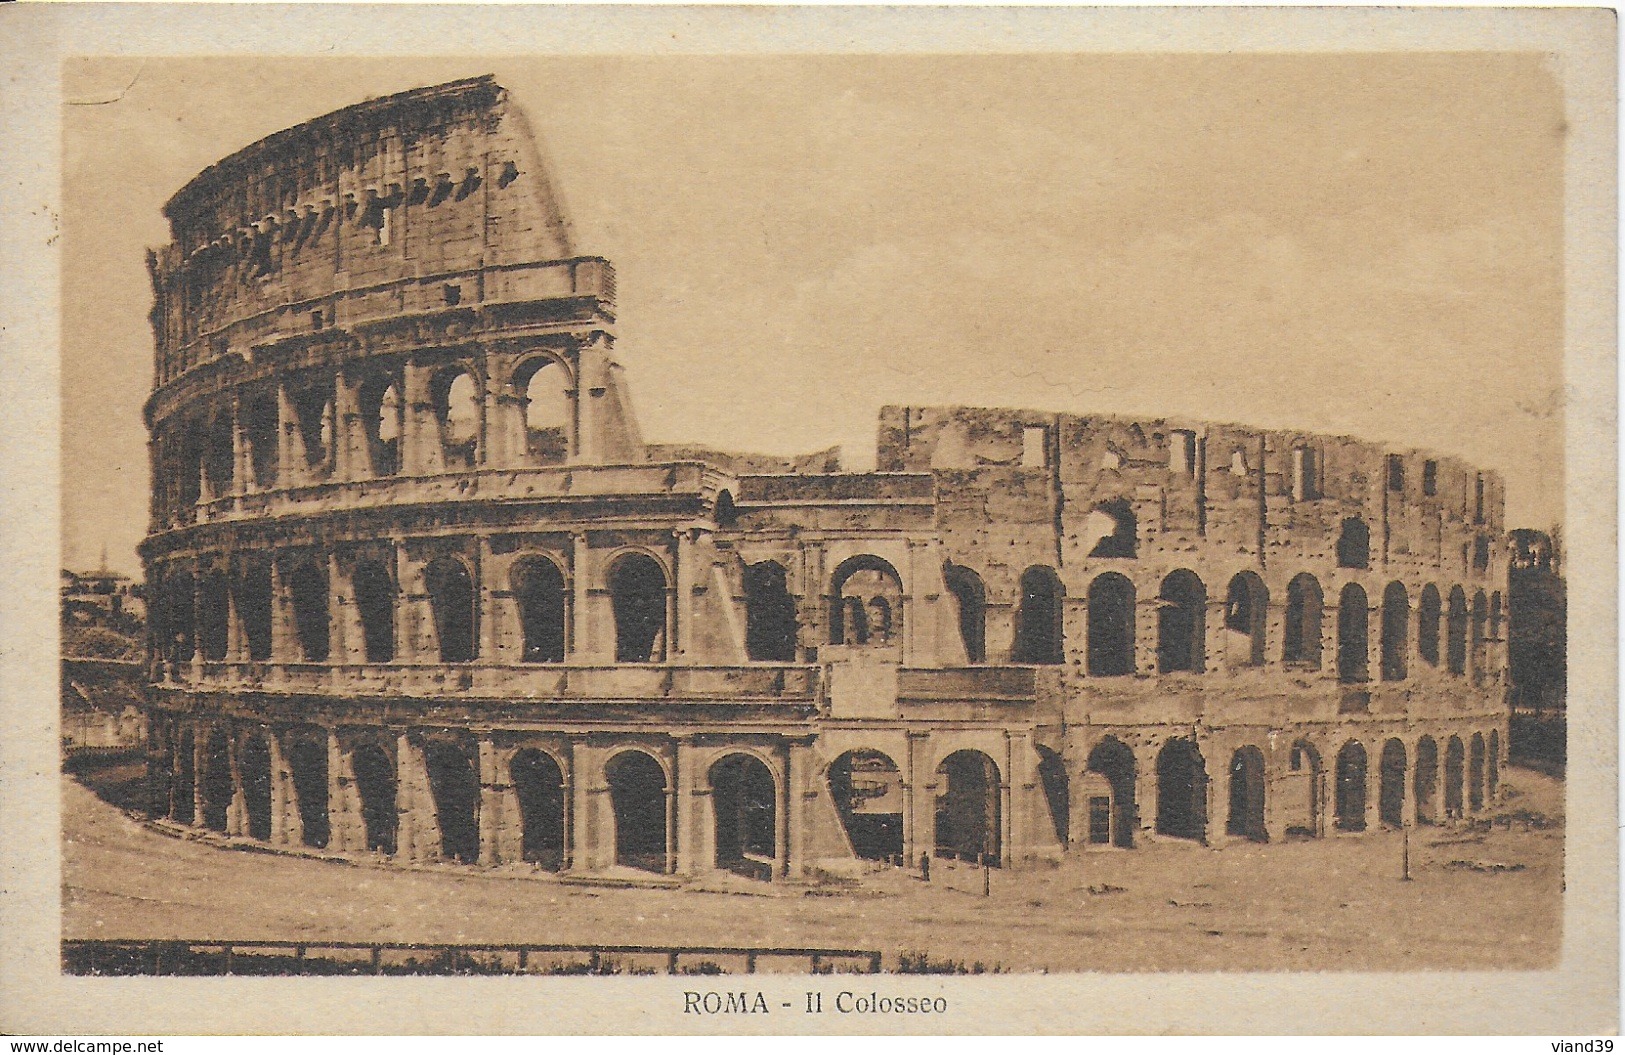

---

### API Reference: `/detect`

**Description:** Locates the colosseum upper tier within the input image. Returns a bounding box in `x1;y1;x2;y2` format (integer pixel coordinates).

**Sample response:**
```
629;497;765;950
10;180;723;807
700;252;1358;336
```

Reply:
139;76;1510;880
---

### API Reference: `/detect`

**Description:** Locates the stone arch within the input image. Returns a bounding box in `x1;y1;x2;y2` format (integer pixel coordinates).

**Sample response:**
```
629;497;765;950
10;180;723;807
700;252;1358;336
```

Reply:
829;554;904;649
1414;735;1439;826
352;559;396;663
1226;745;1267;842
431;365;481;470
512;555;567;663
608;551;670;662
1337;582;1369;684
710;753;778;879
1223;572;1268;668
1036;746;1069;845
1381;581;1410;681
1157;570;1206;674
358;372;403;477
1014;565;1064;664
1469;732;1486;812
1334;740;1368;832
425;556;477;663
1085;737;1137;848
351;742;398;855
1379;738;1407;828
1155;738;1207;841
514;354;572;464
934;750;1001;864
828;749;903;862
1418;584;1442;667
238;732;273;841
199;727;233;833
942;563;987;664
423;740;480;864
287;557;330;663
236;560;274;662
1285;739;1323;838
198;568;231;662
510;748;566;871
1444;735;1466;818
606;749;670;873
744;560;798;662
1086;572;1136;677
290;377;334;470
1336;517;1370;569
1447;586;1469;675
1283;573;1324;667
286;735;329;849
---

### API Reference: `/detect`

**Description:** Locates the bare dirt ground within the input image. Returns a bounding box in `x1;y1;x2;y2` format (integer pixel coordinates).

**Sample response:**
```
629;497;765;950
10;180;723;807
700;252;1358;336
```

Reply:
62;761;1562;972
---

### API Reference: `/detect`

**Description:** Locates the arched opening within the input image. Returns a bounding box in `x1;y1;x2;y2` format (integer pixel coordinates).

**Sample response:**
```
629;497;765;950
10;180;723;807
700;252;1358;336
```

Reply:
510;749;566;871
239;735;273;841
1444;736;1465;818
513;557;567;663
1155;739;1207;841
1378;739;1407;828
1157;570;1206;674
198;570;231;662
433;368;481;470
1086;573;1136;677
286;737;329;849
360;376;403;477
1285;740;1322;838
203;411;235;498
1471;592;1489;683
425;557;476;663
1337;583;1369;684
424;742;480;864
171;728;195;824
290;380;333;470
744;561;798;662
1336;517;1370;569
352;560;396;663
1413;736;1438;825
242;392;280;489
351;743;398;855
828;750;903;862
1447;587;1469;676
1014;566;1064;664
288;559;330;663
1381;581;1409;681
1223;572;1268;668
609;553;669;662
1086;498;1137;558
164;570;196;665
237;562;273;662
711;754;777;880
934;751;1001;864
942;563;986;664
1036;747;1069;845
1468;733;1486;812
829;555;904;649
200;729;233;833
1488;729;1501;800
714;490;738;529
176;427;203;509
518;357;571;464
1283;573;1324;667
607;751;669;873
1418;585;1442;667
1086;737;1137;847
1226;746;1267;842
1334;741;1368;832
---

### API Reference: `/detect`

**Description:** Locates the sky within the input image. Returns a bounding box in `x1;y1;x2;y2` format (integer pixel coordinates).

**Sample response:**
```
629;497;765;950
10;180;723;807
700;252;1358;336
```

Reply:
62;54;1565;577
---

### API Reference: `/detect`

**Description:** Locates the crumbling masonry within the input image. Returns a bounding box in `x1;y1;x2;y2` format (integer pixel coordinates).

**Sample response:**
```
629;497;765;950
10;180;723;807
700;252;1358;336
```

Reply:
140;77;1510;880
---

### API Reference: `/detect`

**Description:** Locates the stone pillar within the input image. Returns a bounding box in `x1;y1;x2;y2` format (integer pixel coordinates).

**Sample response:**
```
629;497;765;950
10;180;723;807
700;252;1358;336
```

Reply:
276;384;302;489
401;362;438;477
396;734;440;863
191;728;207;827
675;738;703;876
570;742;600;872
1363;749;1380;833
1401;739;1419;828
571;534;596;662
785;740;811;880
327;731;361;854
489;355;524;469
1203;735;1228;847
325;553;345;668
226;733;247;837
673;531;693;660
267;730;295;847
477;537;498;662
1002;732;1021;864
1134;744;1159;840
230;397;249;497
225;568;247;664
333;370;362;482
270;557;295;667
1135;597;1160;676
901;731;928;864
1262;740;1287;843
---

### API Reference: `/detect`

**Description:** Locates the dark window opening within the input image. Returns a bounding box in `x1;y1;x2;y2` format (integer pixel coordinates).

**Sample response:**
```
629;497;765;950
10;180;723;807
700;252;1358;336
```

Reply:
1414;736;1439;825
1086;572;1135;677
203;413;235;498
1086;737;1137;847
288;560;330;663
942;563;986;664
610;554;668;662
239;736;273;841
444;283;462;306
1378;739;1407;828
829;750;903;862
1156;570;1206;674
1418;585;1442;666
198;571;230;662
353;560;396;663
1226;746;1267;843
1224;572;1268;667
513;557;566;664
426;557;476;664
242;394;280;489
511;749;566;871
1380;581;1409;681
1037;748;1069;846
1285;741;1322;838
1292;446;1319;500
711;754;777;880
1155;739;1207;841
1473;536;1491;572
1015;565;1064;665
608;751;668;873
1283;573;1323;667
1474;474;1486;524
287;738;330;849
1337;583;1369;684
200;730;233;833
714;490;738;529
1336;518;1370;570
1422;459;1438;496
1444;737;1465;817
934;751;1001;865
1386;454;1405;492
1447;587;1469;675
164;571;196;666
744;560;798;662
1335;741;1368;832
352;744;398;855
424;742;480;864
171;729;195;824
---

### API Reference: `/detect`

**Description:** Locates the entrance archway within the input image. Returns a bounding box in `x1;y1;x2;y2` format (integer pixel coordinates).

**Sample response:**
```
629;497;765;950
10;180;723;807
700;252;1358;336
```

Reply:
1285;740;1322;837
934;751;1001;864
1335;741;1368;832
1414;736;1439;825
1036;747;1069;845
513;557;567;663
1469;733;1486;812
424;742;480;863
286;737;329;848
711;754;778;880
1155;739;1207;841
1379;739;1407;828
239;735;273;841
1226;746;1267;842
829;750;903;862
1085;737;1137;847
351;744;398;855
510;749;566;870
200;729;233;833
1444;736;1465;818
607;751;669;873
171;728;195;824
610;554;669;662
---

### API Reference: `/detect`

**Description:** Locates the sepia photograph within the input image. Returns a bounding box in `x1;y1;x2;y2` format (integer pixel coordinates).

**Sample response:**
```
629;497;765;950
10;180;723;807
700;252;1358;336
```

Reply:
4;3;1616;1038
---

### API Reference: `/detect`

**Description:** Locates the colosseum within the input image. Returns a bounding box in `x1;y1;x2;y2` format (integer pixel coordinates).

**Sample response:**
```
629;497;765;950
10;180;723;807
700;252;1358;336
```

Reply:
139;76;1510;882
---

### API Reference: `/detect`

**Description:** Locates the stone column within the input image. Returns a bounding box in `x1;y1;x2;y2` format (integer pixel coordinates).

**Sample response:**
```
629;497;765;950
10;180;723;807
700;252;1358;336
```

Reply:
276;384;302;489
395;734;440;864
1401;739;1420;828
477;537;498;662
1002;732;1021;865
1203;735;1228;847
673;531;694;660
225;569;247;664
226;733;247;837
401;362;438;477
333;370;362;482
1135;596;1160;676
230;397;249;497
327;731;361;854
675;738;703;876
267;730;295;847
191;728;207;827
477;738;509;866
571;534;596;662
269;557;295;668
570;742;601;873
1134;743;1159;840
488;355;524;469
1363;750;1380;833
785;741;811;880
901;731;928;864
